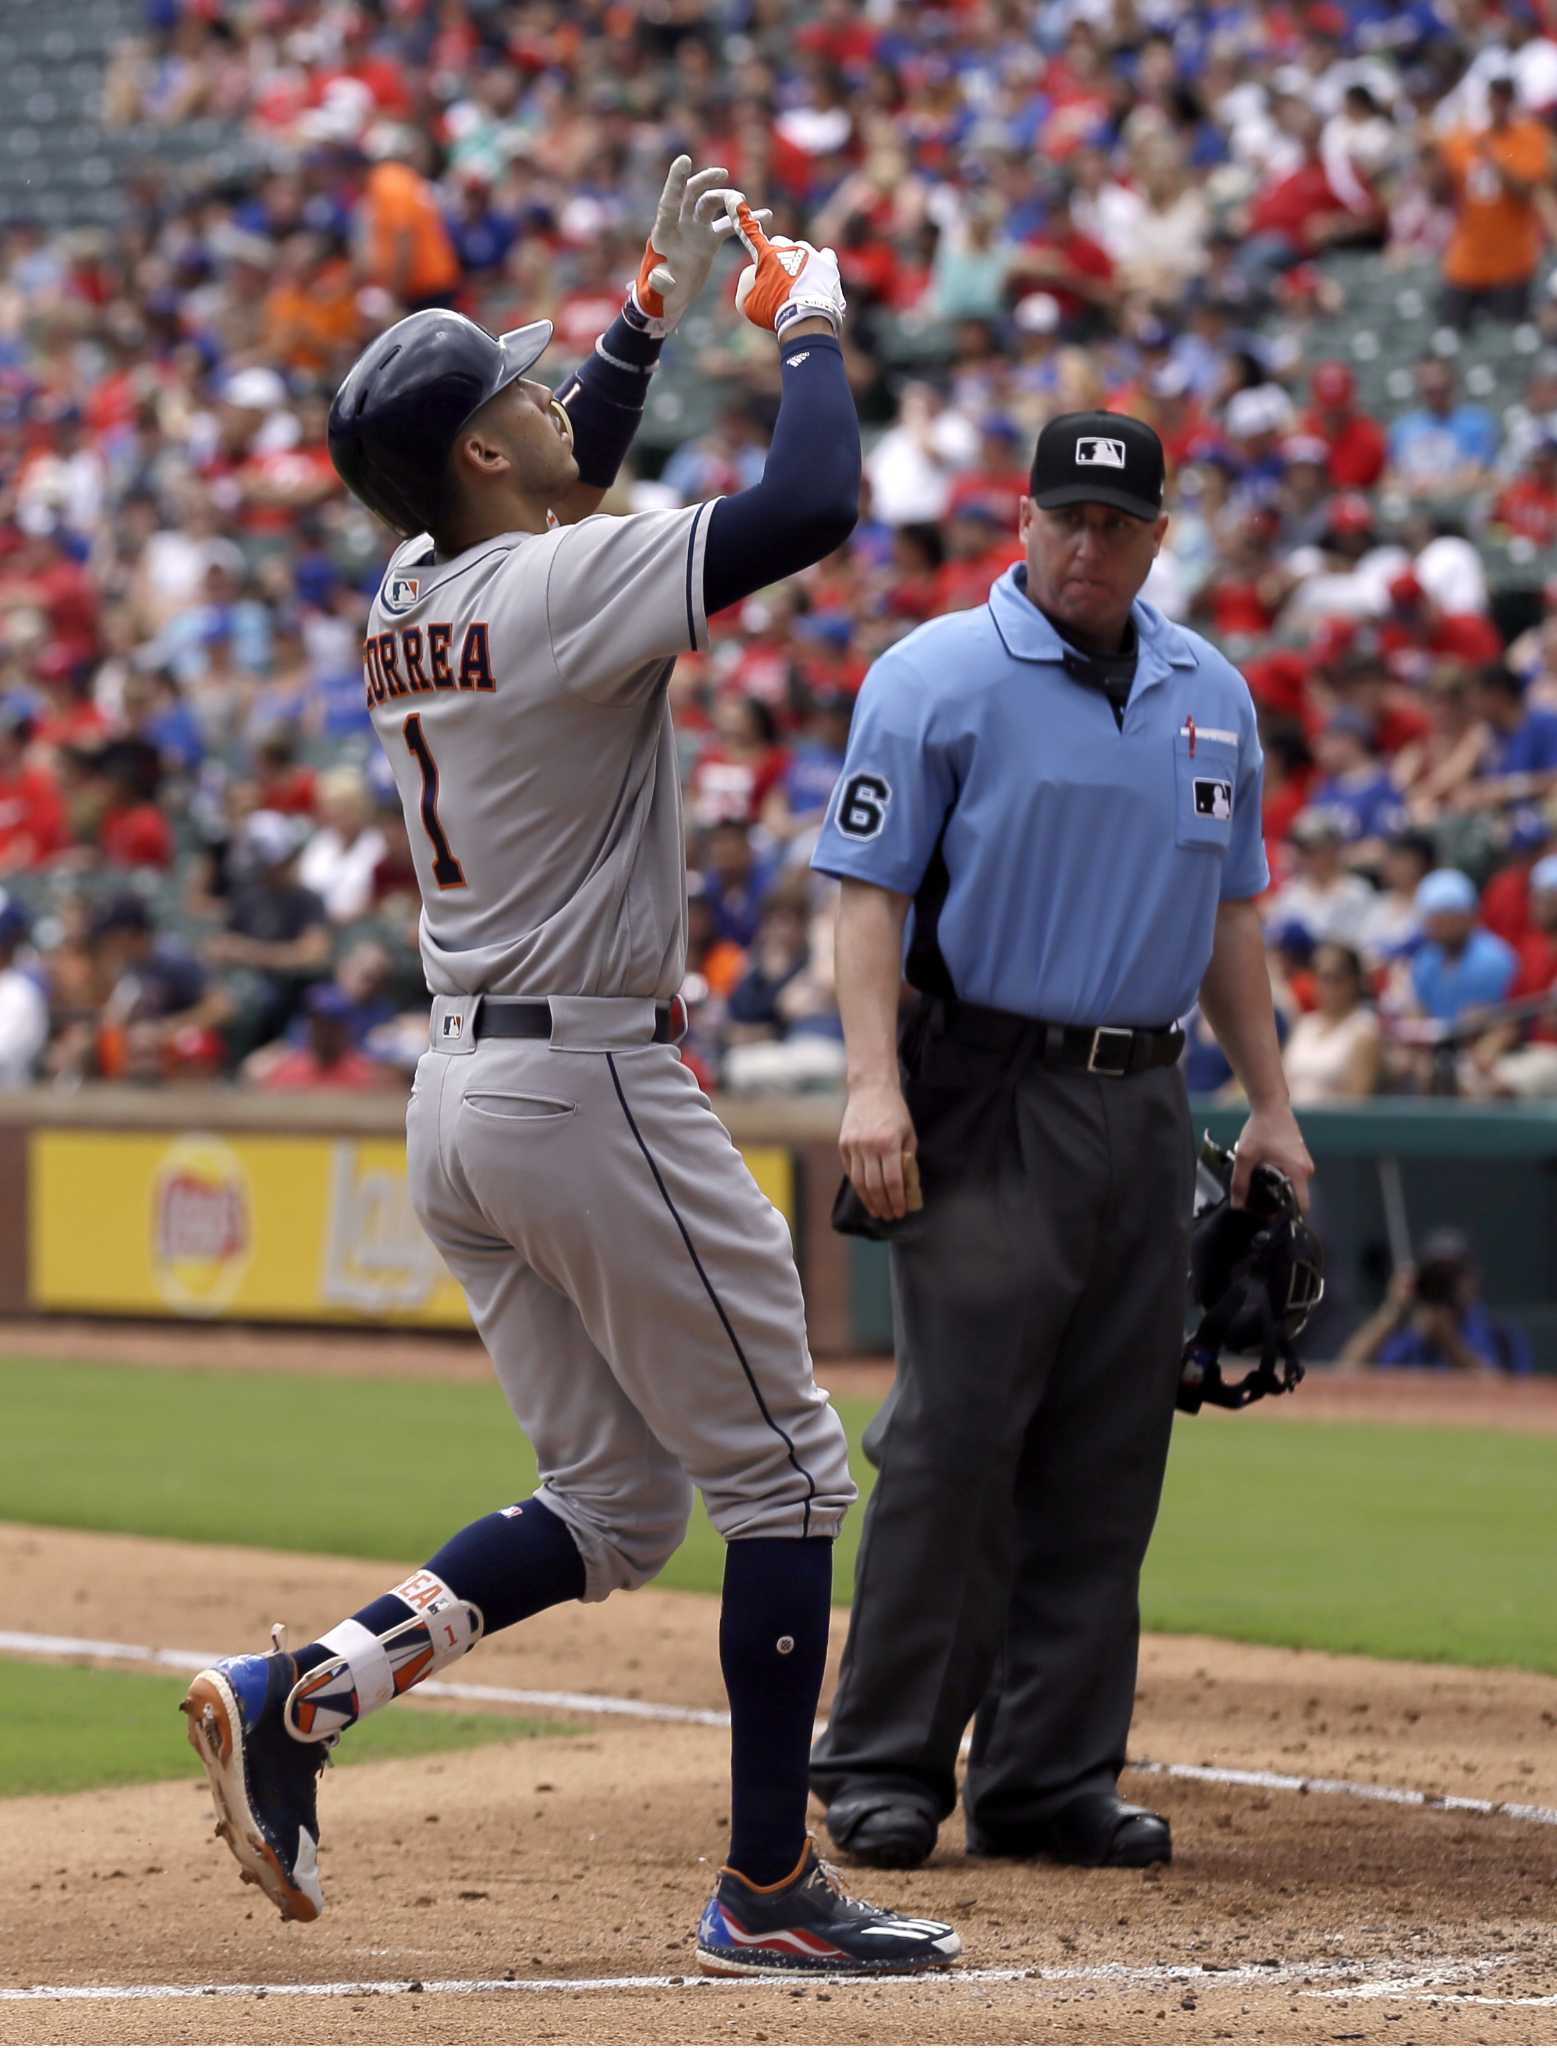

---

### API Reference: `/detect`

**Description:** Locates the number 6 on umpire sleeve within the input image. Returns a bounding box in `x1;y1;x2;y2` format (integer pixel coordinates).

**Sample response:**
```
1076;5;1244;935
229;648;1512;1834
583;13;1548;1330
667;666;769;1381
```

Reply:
836;772;891;840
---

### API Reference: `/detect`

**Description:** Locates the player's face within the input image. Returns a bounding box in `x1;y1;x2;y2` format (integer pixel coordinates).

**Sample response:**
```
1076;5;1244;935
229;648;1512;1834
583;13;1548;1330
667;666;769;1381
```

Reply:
458;377;579;513
503;375;580;495
1020;498;1168;650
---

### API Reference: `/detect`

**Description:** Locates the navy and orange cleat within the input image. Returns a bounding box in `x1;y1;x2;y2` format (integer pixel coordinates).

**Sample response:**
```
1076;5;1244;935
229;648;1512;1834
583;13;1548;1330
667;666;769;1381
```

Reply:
696;1842;962;1976
181;1631;330;1924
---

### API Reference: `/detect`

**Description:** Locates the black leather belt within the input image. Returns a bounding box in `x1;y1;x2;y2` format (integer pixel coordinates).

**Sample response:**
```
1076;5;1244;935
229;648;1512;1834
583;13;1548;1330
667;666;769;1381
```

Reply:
474;1000;678;1044
931;999;1183;1078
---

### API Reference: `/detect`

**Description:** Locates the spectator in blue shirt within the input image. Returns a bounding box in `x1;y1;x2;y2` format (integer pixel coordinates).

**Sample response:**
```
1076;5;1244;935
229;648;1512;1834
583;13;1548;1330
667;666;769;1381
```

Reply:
1467;664;1557;805
761;686;854;858
1338;1231;1533;1374
1408;868;1517;1023
1385;358;1498;504
695;821;777;949
1310;709;1405;858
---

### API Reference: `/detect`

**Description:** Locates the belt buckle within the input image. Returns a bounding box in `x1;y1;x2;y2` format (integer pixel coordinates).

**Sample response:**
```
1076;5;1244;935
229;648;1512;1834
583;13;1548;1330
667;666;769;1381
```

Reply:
1087;1026;1133;1077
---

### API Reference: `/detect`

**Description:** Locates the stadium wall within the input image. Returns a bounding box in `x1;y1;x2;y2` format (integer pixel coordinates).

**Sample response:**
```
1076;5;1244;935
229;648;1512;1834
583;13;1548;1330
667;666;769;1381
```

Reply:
3;1093;1555;1365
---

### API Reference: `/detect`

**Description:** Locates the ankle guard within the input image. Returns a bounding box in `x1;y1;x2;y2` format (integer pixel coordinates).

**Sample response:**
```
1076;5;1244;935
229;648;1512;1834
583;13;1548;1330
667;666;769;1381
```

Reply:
285;1571;484;1741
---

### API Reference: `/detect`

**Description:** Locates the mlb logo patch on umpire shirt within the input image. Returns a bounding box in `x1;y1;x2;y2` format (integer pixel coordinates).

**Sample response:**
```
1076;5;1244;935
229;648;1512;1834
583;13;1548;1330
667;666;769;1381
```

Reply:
1194;778;1233;821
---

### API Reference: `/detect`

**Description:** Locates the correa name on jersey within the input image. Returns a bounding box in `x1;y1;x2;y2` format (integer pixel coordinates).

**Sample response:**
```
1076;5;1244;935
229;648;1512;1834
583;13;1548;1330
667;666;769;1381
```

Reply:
362;622;497;706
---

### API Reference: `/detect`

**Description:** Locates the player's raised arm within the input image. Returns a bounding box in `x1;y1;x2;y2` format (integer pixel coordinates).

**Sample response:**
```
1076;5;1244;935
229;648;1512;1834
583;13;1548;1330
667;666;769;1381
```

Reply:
547;156;766;527
540;196;859;702
700;202;860;613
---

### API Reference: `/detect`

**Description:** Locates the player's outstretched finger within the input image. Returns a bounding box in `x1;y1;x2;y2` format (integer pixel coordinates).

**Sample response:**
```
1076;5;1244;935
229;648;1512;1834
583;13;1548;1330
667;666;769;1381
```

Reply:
726;194;774;262
653;153;692;237
682;165;730;218
700;190;772;236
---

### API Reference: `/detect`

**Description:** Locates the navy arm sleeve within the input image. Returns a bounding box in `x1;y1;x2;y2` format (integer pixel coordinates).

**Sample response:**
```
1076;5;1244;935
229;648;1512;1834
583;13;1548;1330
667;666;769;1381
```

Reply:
702;333;860;616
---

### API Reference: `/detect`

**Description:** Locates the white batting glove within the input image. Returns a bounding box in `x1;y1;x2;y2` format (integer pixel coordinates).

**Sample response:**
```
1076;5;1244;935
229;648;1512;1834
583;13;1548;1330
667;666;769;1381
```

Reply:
726;198;847;339
628;155;772;340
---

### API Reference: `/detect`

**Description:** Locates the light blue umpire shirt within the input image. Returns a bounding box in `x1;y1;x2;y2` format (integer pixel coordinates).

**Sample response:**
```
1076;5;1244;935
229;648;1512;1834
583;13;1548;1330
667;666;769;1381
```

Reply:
811;564;1269;1028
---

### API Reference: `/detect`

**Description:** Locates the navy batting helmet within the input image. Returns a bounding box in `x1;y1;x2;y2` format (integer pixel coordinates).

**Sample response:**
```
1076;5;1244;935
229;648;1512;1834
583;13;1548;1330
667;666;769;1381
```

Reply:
327;309;553;536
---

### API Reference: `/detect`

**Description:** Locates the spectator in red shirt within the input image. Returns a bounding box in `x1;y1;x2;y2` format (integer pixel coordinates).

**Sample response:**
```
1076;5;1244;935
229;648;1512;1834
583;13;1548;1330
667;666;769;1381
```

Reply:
796;0;878;73
0;706;65;872
1013;177;1116;336
1480;811;1555;945
253;731;318;819
688;697;788;830
1328;644;1432;759
1379;571;1503;683
1260;722;1317;880
551;242;629;361
1492;438;1557;546
1512;857;1557;1024
1144;361;1213;471
0;533;100;676
1239;106;1383;290
945;419;1028;532
1196;505;1285;637
99;763;174;870
1466;855;1557;1094
254;983;394;1092
1038;22;1114;160
933;504;1024;615
1301;361;1388;489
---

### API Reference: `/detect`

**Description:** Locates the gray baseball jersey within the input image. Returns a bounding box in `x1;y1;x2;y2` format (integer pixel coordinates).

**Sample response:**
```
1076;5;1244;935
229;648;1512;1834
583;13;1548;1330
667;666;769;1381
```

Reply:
365;503;713;999
368;505;854;1587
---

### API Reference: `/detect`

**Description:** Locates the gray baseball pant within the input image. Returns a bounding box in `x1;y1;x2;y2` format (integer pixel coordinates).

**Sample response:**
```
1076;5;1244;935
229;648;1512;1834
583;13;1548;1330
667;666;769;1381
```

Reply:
409;996;855;1601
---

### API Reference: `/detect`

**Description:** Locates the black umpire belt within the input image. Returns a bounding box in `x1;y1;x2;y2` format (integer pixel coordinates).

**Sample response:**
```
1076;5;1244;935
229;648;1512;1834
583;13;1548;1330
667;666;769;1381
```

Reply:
473;998;681;1044
929;999;1183;1078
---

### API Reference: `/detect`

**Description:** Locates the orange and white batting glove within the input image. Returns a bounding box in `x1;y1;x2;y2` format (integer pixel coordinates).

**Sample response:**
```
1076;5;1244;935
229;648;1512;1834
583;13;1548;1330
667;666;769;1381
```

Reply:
628;156;771;340
727;198;846;339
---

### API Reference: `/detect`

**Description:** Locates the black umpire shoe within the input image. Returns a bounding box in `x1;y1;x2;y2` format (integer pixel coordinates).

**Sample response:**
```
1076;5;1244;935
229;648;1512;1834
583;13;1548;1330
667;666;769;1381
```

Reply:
966;1792;1172;1868
823;1793;939;1870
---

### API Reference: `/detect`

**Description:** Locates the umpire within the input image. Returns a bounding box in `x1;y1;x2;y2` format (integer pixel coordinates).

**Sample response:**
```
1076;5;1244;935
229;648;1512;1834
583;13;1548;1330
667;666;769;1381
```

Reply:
809;411;1313;1871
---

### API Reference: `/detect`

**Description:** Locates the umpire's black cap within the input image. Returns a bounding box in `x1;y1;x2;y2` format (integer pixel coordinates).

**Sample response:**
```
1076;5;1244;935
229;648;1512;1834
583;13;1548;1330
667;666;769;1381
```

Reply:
1030;410;1166;522
328;309;553;536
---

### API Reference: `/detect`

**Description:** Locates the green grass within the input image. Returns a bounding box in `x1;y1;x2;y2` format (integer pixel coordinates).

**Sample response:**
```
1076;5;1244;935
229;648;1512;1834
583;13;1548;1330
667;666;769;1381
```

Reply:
2;1356;1553;1674
1144;1416;1554;1671
0;1655;570;1799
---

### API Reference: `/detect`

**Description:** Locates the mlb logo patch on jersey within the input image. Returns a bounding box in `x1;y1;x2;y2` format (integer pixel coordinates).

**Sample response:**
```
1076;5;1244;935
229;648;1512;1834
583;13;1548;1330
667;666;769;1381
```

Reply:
1075;436;1127;470
383;574;421;615
1194;778;1233;821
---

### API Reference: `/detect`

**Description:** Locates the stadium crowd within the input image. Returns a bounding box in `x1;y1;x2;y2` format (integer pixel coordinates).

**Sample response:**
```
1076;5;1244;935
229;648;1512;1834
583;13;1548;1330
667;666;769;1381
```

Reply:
6;0;1557;1100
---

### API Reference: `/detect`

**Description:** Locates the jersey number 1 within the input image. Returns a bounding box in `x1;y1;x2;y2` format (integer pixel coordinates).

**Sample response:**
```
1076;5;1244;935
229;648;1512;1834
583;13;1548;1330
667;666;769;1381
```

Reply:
403;714;466;889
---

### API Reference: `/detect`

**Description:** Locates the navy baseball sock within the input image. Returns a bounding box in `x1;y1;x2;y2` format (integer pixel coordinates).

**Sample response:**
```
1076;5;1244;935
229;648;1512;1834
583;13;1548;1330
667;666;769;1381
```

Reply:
289;1498;586;1712
719;1535;833;1887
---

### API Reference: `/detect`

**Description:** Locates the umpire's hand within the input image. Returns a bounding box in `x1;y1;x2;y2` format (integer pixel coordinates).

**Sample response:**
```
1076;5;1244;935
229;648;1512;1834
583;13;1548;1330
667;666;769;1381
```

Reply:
841;1080;923;1222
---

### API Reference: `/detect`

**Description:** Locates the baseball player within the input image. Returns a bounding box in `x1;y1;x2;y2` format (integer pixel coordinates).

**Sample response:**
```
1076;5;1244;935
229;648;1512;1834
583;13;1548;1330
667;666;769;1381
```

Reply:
181;160;960;1979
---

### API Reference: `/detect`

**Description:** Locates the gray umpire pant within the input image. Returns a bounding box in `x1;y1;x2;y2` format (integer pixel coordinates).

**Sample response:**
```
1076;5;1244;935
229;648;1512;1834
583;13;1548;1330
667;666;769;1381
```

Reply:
811;1011;1194;1842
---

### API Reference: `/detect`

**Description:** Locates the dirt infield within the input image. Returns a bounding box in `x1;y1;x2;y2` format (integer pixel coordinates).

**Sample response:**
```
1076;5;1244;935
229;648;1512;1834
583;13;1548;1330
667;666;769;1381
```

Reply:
3;1523;1556;2046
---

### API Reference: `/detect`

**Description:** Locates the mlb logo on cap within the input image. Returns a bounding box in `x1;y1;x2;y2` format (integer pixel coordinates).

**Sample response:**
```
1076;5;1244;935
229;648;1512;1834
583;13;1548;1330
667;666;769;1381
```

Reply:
1030;410;1166;521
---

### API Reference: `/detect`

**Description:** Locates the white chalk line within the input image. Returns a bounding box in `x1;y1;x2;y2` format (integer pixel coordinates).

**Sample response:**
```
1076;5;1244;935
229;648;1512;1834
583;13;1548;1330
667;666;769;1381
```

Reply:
0;1955;1537;2006
0;1630;730;1727
6;1628;1556;1834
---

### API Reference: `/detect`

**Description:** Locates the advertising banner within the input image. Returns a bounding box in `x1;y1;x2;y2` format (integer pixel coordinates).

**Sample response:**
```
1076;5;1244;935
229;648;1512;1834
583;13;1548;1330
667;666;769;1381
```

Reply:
31;1130;795;1325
